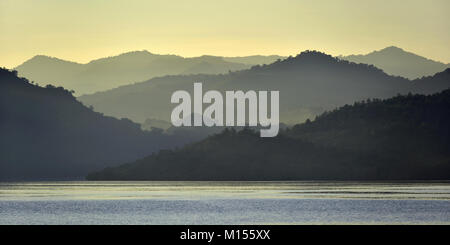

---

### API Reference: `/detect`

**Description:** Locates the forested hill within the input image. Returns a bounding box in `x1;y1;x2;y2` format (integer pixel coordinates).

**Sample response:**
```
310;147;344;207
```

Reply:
87;89;450;181
0;68;186;180
288;88;450;148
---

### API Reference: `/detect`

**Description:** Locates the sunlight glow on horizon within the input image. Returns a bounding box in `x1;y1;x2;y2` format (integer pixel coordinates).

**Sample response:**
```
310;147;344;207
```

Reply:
1;0;449;68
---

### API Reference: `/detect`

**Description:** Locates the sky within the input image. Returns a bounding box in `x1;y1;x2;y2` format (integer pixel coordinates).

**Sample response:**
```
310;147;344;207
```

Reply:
1;0;449;68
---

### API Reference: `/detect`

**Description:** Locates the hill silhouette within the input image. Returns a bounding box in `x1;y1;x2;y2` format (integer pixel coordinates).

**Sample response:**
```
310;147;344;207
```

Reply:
0;68;190;180
87;89;450;181
341;46;450;79
79;50;450;125
15;51;282;95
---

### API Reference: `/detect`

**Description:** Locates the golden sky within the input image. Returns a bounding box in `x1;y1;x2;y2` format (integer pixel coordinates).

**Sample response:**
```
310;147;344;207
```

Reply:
1;0;449;68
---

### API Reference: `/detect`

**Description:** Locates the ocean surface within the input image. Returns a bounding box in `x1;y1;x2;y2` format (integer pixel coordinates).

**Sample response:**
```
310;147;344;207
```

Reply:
0;181;449;225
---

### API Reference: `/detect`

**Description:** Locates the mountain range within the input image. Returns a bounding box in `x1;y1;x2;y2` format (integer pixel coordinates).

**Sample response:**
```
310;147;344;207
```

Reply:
15;51;283;95
79;50;450;125
4;47;450;181
14;46;449;98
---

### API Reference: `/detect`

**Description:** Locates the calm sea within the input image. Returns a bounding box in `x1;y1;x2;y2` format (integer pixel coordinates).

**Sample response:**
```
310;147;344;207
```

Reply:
0;181;449;224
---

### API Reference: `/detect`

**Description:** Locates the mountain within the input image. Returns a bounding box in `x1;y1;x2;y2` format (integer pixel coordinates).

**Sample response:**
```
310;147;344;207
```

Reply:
15;51;281;95
79;50;450;125
0;68;189;180
340;46;450;79
14;55;84;88
87;89;450;181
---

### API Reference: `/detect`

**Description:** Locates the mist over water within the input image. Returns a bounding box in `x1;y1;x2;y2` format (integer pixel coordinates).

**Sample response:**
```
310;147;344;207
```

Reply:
1;181;449;225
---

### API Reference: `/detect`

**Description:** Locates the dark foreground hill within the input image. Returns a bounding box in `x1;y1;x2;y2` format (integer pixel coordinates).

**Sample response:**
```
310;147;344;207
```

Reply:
87;90;450;181
0;68;188;180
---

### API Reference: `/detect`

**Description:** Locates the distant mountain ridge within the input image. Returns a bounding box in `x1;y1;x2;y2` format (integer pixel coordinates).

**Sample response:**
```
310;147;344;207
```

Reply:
15;47;449;96
79;50;450;125
15;51;282;95
340;46;450;79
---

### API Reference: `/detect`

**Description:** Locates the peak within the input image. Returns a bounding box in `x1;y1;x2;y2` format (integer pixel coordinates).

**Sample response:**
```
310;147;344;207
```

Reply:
117;50;155;57
32;55;50;59
362;46;421;59
87;50;158;64
123;50;153;55
195;55;224;61
373;46;435;61
382;46;404;51
248;50;340;71
247;49;387;75
19;55;79;67
295;50;334;59
282;50;337;64
30;55;56;61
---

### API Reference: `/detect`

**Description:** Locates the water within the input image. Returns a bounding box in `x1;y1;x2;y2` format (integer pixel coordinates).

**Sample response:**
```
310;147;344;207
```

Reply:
1;181;449;224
